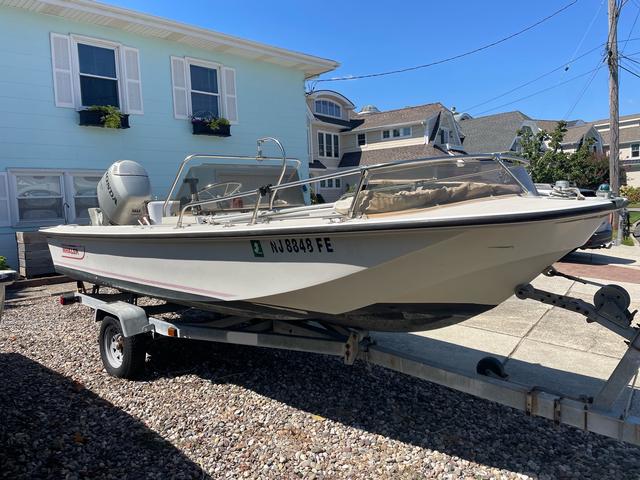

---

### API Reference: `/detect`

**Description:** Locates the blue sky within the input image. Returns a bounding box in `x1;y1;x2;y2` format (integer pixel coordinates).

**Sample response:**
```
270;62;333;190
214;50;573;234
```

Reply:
108;0;640;121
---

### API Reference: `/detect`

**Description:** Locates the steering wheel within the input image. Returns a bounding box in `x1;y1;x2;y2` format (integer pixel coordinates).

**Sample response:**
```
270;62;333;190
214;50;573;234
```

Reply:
197;182;242;201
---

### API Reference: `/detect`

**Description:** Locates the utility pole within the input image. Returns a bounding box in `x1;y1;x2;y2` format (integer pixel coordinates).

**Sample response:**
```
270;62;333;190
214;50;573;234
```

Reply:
608;0;621;244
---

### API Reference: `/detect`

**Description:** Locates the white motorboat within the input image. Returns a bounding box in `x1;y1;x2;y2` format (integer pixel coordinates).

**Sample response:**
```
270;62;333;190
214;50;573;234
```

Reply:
42;140;623;331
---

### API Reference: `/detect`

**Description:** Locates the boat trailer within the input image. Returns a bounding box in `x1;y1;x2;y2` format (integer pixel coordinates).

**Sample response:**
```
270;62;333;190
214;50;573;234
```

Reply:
61;268;640;446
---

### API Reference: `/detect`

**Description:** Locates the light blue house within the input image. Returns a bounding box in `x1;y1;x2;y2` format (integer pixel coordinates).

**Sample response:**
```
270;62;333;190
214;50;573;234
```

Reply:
0;0;338;268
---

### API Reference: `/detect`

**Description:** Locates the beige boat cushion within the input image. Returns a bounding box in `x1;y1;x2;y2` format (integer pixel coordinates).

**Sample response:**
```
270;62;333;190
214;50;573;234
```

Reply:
335;182;521;215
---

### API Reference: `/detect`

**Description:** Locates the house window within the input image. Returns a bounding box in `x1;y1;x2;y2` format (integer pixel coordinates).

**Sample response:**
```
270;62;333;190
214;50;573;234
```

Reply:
319;178;341;189
189;63;220;117
50;33;142;114
72;176;101;219
318;132;339;158
357;133;366;146
11;171;102;224
15;174;64;222
77;43;119;107
439;128;450;144
632;144;639;158
315;100;341;118
383;127;411;139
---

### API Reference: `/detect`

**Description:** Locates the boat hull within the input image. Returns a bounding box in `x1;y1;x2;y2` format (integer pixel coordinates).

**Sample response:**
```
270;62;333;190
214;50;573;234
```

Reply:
44;209;608;331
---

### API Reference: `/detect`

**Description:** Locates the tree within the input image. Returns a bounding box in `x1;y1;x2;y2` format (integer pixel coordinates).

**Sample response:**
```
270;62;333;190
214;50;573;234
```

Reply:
517;122;625;188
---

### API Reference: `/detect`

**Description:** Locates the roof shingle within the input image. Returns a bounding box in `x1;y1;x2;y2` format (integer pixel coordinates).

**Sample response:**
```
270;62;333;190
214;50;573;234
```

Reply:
598;126;640;146
348;103;444;132
458;111;530;153
338;144;448;168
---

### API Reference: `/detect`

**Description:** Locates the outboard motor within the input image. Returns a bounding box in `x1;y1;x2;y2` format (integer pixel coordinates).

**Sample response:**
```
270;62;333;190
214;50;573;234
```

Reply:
95;160;151;225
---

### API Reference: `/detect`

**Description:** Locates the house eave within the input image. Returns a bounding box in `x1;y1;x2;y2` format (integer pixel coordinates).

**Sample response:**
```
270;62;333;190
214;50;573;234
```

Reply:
1;0;339;77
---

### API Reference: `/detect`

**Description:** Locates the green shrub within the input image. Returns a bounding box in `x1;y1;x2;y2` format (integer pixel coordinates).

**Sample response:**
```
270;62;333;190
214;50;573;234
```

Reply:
0;256;10;270
518;122;626;188
620;185;640;203
88;105;122;128
208;117;230;130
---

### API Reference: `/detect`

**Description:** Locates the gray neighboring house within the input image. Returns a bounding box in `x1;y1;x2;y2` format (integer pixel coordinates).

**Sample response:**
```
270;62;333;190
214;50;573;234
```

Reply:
306;92;466;201
457;111;532;154
458;111;604;154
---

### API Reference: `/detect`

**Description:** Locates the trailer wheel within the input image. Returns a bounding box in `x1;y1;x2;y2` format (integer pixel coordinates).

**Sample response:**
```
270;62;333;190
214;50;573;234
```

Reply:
99;316;146;379
476;356;508;379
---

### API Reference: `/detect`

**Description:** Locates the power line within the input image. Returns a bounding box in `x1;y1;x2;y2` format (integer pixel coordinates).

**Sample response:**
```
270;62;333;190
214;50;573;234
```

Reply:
563;55;607;119
621;62;640;78
568;0;605;64
621;56;640;72
315;0;578;83
621;53;640;63
474;66;601;116
463;42;604;113
621;1;640;52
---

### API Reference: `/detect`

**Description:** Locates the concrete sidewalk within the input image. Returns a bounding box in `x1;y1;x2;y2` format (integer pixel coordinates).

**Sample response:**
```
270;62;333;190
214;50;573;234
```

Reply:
375;245;640;417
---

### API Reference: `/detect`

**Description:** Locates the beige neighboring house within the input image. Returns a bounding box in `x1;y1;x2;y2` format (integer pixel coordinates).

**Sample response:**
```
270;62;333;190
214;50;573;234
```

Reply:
306;90;465;202
592;113;640;161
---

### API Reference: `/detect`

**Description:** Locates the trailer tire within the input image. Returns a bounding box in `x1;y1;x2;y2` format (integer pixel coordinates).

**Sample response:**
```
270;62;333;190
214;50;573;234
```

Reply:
99;315;146;379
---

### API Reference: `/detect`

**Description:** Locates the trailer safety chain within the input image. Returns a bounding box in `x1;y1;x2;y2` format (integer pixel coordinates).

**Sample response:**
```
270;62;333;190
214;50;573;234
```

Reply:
543;266;604;287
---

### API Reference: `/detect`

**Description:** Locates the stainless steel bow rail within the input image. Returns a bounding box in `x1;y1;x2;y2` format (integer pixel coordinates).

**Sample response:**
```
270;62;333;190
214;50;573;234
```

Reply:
61;268;640;446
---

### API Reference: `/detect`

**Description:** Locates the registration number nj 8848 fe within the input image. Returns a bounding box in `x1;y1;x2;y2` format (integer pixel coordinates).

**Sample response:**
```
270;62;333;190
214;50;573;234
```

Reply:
268;237;334;255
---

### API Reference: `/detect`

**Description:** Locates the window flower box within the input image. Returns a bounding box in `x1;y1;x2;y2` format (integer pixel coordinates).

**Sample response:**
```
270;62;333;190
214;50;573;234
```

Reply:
191;115;231;137
78;108;130;129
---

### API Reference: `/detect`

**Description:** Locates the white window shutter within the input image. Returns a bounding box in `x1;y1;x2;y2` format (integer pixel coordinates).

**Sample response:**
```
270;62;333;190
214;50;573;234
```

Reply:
50;33;75;108
171;56;189;119
223;67;238;124
122;46;143;115
0;173;11;227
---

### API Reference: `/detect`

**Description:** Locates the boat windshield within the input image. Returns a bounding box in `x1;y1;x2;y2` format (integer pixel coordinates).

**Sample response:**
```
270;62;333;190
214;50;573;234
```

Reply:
170;162;305;214
347;157;535;216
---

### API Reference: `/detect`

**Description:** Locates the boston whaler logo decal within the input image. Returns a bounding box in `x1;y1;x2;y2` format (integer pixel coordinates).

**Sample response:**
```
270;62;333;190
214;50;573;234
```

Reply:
61;244;85;260
250;240;264;257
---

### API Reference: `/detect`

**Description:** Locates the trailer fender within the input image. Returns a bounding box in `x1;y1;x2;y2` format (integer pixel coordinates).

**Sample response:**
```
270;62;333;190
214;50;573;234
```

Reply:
92;301;152;337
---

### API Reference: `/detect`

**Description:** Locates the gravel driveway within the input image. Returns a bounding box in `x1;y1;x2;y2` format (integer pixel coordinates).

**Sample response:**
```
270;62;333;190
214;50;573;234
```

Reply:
1;294;640;479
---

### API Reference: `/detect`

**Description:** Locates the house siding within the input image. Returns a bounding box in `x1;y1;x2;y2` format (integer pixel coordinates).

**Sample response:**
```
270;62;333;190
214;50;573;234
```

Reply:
0;6;312;267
